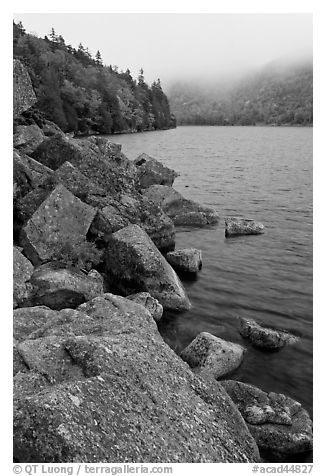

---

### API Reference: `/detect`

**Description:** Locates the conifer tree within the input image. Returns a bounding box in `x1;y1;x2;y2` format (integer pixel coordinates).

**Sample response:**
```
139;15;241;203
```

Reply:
95;50;103;66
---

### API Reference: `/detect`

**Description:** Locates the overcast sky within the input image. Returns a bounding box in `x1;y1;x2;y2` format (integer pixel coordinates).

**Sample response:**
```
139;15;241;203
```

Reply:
13;13;312;86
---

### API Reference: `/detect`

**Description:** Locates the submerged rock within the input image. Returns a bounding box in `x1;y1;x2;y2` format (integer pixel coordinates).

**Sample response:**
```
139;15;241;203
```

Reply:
20;184;96;265
126;292;163;322
143;184;219;226
13;247;33;308
105;224;191;311
13;59;37;118
221;380;313;461
180;332;245;379
225;217;264;237
134;152;179;188
13;124;45;155
239;317;299;350
22;262;104;310
166;248;202;273
14;295;259;463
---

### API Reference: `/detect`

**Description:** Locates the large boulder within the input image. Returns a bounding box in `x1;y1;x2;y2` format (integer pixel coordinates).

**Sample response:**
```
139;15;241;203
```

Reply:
54;161;107;201
105;224;191;311
89;192;175;251
126;292;163;322
180;332;245;379
134;152;179;188
20;184;96;265
13;124;45;155
13;59;37;118
239;317;299;350
166;248;202;274
21;262;104;310
14;174;59;226
221;380;313;461
14;306;59;342
142;184;219;226
15;161;105;226
225;217;264;237
31;135;137;196
13;247;33;308
28;136;176;251
15;162;175;252
14;295;259;463
13;150;53;202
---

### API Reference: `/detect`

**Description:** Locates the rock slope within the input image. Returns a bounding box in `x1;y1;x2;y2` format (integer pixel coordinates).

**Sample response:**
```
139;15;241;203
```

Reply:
14;295;260;463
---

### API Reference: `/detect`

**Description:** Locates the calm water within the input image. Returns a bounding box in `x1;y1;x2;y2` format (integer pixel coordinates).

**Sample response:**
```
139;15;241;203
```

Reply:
113;126;313;419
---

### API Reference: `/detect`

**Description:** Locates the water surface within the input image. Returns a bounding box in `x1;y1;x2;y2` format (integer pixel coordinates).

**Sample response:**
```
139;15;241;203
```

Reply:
113;126;313;419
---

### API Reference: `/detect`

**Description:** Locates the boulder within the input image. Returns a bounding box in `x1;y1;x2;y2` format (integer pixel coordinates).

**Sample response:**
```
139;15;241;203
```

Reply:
21;262;104;310
14;371;50;397
126;292;163;322
105;224;191;311
54;161;107;201
221;380;313;461
32;135;137;196
15;307;94;342
14;306;59;342
20;184;97;265
225;217;264;237
239;317;299;350
134;152;179;188
14;295;259;463
17;336;86;385
166;248;202;273
180;332;245;379
15;168;175;252
89;193;175;252
14;174;59;225
28;136;175;251
13;246;33;308
13;124;45;155
15;161;106;225
13;150;53;203
13;59;37;118
93;136;122;156
42;120;66;137
142;184;219;226
13;340;28;375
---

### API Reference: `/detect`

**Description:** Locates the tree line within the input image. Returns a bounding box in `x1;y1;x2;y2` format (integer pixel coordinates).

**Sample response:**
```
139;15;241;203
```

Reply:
13;21;176;134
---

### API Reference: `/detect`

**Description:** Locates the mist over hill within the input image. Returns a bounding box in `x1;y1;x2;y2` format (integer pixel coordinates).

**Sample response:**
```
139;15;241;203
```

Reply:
167;57;313;126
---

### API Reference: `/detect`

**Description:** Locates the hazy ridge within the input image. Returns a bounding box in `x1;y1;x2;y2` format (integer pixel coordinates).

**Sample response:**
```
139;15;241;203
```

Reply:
167;58;313;126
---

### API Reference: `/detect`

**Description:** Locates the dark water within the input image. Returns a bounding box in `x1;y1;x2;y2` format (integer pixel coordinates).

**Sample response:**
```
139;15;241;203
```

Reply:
113;126;313;419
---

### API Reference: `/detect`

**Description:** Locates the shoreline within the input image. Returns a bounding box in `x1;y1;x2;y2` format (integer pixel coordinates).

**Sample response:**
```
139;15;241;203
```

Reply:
13;60;313;464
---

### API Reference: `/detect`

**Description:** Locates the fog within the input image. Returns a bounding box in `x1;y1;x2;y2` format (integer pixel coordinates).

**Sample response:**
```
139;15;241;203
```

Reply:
13;13;312;86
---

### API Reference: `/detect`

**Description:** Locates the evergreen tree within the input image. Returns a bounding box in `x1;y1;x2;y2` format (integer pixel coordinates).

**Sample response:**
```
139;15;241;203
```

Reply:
13;21;176;134
95;50;103;66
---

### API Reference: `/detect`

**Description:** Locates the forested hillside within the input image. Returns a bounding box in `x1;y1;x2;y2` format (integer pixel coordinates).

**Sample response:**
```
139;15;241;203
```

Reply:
168;59;313;126
13;21;176;134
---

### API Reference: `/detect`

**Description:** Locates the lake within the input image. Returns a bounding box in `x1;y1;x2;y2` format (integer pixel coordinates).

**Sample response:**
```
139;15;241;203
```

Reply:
113;126;313;422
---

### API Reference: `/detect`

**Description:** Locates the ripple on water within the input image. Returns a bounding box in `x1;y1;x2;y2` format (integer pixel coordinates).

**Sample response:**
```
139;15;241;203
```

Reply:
113;126;313;420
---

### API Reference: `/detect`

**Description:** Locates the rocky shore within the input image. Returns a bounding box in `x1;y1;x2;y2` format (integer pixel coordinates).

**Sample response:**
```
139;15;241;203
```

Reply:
13;60;312;463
